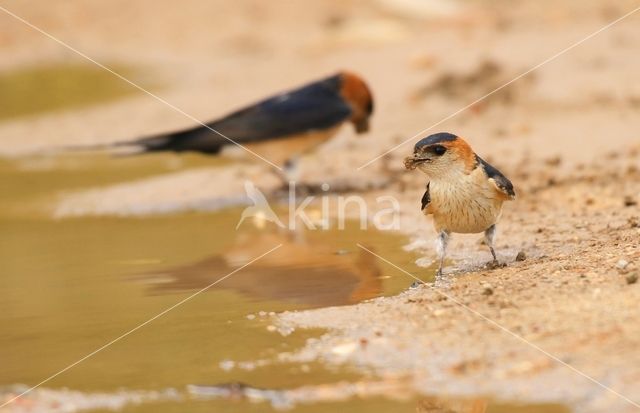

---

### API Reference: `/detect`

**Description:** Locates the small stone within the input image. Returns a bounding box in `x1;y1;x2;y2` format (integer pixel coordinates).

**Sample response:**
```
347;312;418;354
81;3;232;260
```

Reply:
623;196;637;207
626;273;638;285
616;259;629;270
486;261;505;270
516;251;527;261
266;325;277;332
331;342;358;356
219;360;235;371
238;361;256;371
246;314;256;320
279;326;295;336
409;281;422;289
482;285;494;296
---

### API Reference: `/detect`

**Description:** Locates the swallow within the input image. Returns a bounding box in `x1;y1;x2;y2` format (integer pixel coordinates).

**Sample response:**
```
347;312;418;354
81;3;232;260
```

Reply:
404;132;515;276
136;231;382;307
119;71;374;179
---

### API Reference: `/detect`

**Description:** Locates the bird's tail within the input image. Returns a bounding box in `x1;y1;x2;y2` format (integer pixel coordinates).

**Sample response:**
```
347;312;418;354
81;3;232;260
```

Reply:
60;130;223;156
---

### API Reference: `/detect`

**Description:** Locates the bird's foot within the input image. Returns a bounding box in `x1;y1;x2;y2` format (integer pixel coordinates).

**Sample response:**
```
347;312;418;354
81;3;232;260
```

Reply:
286;182;334;197
486;260;506;270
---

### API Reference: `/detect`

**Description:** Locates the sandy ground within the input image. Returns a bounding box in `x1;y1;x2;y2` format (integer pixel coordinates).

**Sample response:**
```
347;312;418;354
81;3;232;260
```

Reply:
277;150;640;412
1;0;640;411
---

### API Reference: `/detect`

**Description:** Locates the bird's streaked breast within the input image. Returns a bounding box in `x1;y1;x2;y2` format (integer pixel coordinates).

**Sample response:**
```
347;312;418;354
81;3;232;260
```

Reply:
428;167;505;234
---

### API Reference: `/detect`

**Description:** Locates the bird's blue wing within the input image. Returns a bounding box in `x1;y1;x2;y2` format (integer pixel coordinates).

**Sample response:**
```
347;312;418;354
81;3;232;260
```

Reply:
213;78;352;142
421;182;431;211
476;156;515;199
134;75;352;153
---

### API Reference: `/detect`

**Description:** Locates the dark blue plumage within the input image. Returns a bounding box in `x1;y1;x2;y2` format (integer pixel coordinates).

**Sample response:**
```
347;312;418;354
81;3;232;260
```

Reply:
135;73;356;154
475;155;515;198
413;132;458;153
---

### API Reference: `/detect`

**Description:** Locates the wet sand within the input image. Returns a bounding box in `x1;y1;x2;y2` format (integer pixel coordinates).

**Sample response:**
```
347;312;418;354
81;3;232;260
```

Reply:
277;150;640;412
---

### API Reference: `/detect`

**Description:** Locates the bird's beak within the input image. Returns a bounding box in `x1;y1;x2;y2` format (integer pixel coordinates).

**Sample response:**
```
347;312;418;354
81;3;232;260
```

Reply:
354;118;369;134
403;154;431;170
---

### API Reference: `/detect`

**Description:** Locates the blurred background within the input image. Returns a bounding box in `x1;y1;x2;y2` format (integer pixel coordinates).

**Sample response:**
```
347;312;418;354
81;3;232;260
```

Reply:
0;0;638;412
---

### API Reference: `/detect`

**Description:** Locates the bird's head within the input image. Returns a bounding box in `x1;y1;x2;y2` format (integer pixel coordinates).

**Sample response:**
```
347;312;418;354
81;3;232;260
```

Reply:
404;132;476;179
338;71;374;134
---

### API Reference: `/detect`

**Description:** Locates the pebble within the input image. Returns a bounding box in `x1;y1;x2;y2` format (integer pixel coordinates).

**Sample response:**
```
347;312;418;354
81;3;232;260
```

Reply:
219;360;235;371
626;273;638;285
278;326;295;336
409;281;423;289
616;259;629;270
246;314;256;320
516;251;527;261
331;342;358;356
481;283;494;296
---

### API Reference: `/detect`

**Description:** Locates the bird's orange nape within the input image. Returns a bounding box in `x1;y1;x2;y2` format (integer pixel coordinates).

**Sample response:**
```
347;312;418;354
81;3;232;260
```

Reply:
338;71;374;127
442;136;477;173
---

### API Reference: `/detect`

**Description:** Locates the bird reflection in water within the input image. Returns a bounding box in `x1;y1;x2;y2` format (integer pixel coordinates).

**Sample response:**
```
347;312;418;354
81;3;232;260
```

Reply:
138;230;383;307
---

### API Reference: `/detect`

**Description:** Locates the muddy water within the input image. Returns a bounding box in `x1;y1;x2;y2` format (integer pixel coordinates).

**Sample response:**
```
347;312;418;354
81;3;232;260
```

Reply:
0;63;147;121
0;155;572;413
0;153;410;411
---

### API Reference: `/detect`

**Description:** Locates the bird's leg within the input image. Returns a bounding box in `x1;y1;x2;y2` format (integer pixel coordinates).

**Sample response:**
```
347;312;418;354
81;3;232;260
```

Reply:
270;157;299;196
484;224;498;265
283;157;301;184
435;230;450;277
283;156;319;196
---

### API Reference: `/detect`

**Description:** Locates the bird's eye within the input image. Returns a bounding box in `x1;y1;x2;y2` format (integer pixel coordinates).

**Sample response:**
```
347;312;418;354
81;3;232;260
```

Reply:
432;145;447;156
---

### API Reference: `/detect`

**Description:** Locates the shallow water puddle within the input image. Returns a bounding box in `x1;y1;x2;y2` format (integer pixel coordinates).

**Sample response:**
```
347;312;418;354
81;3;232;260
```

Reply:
0;157;570;412
0;63;149;121
0;153;229;217
0;155;418;411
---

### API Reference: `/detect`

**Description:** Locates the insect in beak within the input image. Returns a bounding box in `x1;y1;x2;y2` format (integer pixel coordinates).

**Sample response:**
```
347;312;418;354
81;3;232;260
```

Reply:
403;155;431;170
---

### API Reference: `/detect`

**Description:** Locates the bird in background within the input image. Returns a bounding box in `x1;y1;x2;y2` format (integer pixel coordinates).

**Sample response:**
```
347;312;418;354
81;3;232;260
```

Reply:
404;132;516;276
108;71;374;182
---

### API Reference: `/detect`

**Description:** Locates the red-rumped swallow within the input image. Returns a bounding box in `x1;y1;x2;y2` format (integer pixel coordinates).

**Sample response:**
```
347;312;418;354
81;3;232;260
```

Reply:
123;71;373;175
404;132;516;276
138;232;382;306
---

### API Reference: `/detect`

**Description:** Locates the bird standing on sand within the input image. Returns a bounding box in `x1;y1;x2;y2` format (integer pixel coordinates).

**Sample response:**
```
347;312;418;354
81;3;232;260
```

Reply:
404;132;515;276
119;71;374;181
